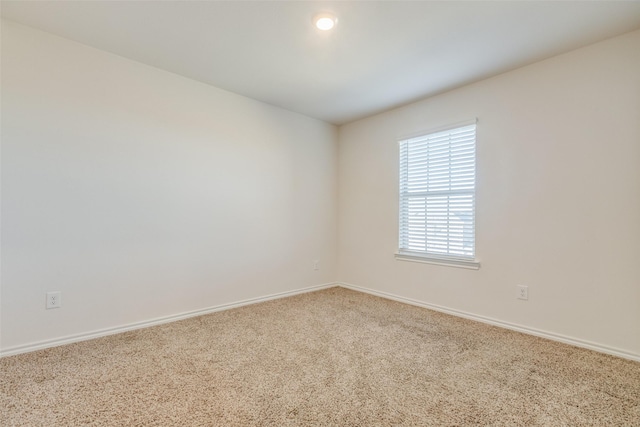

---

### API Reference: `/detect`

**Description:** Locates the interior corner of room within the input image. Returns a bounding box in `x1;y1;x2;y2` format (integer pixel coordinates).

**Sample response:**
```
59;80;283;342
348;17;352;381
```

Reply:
1;3;639;364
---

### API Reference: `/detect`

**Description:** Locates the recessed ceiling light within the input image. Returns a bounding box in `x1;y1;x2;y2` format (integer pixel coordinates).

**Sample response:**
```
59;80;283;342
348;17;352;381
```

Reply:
313;13;337;31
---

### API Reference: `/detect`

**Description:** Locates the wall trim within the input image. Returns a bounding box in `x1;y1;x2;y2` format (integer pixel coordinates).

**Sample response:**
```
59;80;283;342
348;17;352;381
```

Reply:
0;282;338;358
337;282;640;362
4;281;637;362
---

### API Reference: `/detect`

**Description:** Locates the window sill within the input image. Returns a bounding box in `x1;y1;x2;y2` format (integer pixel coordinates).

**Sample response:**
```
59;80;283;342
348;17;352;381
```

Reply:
395;252;480;270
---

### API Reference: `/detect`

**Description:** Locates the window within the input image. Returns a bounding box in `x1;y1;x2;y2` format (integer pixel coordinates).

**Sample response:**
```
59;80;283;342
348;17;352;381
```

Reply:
397;121;479;269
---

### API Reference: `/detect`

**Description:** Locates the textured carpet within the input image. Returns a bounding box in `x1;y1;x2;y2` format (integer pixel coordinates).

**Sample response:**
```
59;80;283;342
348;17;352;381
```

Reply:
1;287;639;426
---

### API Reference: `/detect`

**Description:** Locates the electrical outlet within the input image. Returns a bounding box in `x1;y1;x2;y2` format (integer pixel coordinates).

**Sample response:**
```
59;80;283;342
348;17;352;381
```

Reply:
46;291;62;309
517;285;528;300
313;260;319;270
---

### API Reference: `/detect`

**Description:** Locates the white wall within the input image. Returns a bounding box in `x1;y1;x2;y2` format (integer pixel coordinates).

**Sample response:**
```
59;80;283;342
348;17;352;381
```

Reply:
1;21;338;352
338;30;640;358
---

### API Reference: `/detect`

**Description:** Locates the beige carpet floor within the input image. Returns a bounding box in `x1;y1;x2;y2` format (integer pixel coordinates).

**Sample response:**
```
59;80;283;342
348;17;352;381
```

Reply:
1;287;639;426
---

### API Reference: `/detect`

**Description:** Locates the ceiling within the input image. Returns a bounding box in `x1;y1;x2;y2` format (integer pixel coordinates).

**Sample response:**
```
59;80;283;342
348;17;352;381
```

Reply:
2;1;640;125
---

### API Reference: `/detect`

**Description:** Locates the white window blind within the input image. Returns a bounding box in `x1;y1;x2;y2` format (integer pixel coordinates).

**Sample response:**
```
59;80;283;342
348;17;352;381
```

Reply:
399;122;476;262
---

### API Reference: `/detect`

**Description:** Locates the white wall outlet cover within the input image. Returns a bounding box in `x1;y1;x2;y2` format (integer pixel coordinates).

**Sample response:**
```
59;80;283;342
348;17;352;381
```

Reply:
517;285;528;300
46;291;62;309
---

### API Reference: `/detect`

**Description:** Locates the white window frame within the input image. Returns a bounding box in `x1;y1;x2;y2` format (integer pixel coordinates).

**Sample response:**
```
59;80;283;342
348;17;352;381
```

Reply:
395;120;480;270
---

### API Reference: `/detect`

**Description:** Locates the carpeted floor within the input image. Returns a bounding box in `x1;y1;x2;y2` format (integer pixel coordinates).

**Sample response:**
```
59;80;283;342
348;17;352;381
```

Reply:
1;287;639;426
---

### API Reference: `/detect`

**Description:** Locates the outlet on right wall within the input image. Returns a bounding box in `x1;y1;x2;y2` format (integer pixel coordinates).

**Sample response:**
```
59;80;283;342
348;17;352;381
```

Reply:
337;29;640;359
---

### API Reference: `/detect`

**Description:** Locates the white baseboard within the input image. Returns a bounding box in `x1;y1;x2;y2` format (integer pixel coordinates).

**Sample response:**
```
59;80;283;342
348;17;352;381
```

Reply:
337;282;640;362
4;281;638;362
0;282;338;358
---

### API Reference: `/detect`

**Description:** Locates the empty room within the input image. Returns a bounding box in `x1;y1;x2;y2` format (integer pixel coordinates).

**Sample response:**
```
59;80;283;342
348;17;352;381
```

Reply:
1;1;639;425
